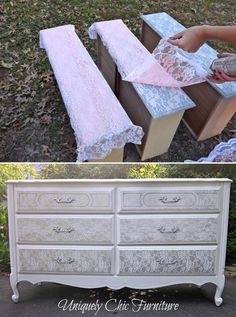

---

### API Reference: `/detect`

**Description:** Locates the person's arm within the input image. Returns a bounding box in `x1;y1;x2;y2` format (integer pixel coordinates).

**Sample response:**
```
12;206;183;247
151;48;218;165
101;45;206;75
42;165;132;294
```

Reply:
169;25;236;52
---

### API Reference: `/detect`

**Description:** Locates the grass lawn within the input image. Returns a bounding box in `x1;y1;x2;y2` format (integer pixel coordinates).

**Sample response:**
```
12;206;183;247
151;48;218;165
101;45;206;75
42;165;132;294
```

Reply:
0;0;235;162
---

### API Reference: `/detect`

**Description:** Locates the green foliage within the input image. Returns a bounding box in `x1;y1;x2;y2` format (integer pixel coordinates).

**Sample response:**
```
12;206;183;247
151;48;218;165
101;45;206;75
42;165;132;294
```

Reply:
0;205;9;272
38;164;132;179
0;164;36;201
0;164;36;272
129;164;166;178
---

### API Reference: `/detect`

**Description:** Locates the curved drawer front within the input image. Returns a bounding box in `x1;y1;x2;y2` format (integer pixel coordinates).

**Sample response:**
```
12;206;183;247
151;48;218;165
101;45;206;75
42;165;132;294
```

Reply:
17;216;114;244
118;215;219;244
18;247;114;274
118;247;217;275
16;188;114;212
118;187;222;212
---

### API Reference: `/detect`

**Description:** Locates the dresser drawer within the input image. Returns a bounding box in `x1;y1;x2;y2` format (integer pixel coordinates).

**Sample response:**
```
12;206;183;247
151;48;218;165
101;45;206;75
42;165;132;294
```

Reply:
16;188;114;212
118;214;219;245
118;186;222;212
118;246;217;275
17;246;114;274
16;215;114;244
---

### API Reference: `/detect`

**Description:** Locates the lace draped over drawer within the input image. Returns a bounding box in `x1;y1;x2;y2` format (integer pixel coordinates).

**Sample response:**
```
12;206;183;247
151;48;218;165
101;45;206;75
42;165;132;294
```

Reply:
40;25;143;161
142;12;236;97
88;20;194;119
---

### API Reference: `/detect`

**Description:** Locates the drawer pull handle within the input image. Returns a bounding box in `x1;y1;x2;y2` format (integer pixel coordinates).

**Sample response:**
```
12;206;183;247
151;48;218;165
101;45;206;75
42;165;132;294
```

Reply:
156;259;177;266
158;226;180;234
53;226;75;234
54;197;75;204
53;257;75;265
159;196;181;204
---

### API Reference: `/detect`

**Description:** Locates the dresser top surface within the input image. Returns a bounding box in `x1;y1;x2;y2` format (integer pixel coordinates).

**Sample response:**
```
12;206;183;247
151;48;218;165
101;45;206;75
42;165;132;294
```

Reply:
6;178;232;184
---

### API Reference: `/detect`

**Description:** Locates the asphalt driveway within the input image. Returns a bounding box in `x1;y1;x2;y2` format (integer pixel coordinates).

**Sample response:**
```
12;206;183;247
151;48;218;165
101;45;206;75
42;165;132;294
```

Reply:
0;275;236;317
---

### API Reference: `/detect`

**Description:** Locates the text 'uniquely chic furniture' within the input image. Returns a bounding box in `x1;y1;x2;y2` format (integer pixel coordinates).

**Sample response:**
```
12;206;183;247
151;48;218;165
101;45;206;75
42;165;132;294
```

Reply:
7;179;231;305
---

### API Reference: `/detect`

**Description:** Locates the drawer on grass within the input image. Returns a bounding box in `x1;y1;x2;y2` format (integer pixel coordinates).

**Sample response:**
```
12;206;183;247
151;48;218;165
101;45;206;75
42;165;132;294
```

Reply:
118;186;222;212
18;246;114;274
118;214;219;245
16;188;114;212
118;246;217;275
16;215;114;244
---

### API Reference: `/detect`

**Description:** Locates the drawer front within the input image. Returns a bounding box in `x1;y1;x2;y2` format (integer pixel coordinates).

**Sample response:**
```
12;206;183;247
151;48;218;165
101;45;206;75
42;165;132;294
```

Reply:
18;247;114;274
118;247;216;275
118;215;219;244
16;188;114;212
118;187;222;212
17;216;114;244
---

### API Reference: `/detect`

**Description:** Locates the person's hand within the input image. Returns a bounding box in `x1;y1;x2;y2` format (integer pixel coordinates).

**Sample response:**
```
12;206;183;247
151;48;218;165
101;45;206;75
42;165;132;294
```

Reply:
207;70;236;83
217;52;236;58
168;26;206;52
208;52;236;83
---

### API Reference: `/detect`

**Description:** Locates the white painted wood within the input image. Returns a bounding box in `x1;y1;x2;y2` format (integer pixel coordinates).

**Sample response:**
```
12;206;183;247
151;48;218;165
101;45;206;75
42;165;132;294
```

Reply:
117;214;219;245
117;245;217;275
7;178;231;184
7;179;232;306
16;215;114;244
16;187;115;212
139;110;184;160
7;184;20;303
117;185;223;212
17;245;114;274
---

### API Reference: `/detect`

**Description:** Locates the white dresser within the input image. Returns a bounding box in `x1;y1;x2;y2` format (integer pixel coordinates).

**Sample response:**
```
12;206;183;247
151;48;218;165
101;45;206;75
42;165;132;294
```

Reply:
7;179;231;306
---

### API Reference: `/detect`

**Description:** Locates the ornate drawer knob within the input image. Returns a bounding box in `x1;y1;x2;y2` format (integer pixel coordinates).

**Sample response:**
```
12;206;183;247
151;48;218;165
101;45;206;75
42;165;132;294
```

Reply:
53;226;75;234
53;197;75;204
157;226;180;234
159;196;181;204
53;257;75;264
156;259;177;266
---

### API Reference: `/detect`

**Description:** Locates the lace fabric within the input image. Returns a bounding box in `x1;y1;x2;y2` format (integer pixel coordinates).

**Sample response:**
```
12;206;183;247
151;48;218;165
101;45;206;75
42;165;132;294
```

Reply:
88;20;194;119
40;25;144;162
142;12;236;96
125;39;208;88
185;138;236;162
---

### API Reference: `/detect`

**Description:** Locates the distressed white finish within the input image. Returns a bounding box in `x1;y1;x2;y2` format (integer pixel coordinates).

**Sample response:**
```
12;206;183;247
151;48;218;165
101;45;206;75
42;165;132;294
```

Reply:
7;179;231;306
118;187;222;211
118;214;219;244
39;25;143;162
18;246;114;274
16;215;114;244
118;246;217;275
16;188;114;212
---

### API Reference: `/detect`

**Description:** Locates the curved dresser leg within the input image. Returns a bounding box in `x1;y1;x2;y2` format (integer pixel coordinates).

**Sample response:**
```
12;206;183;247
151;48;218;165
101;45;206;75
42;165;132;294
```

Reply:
214;276;225;306
10;274;19;303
